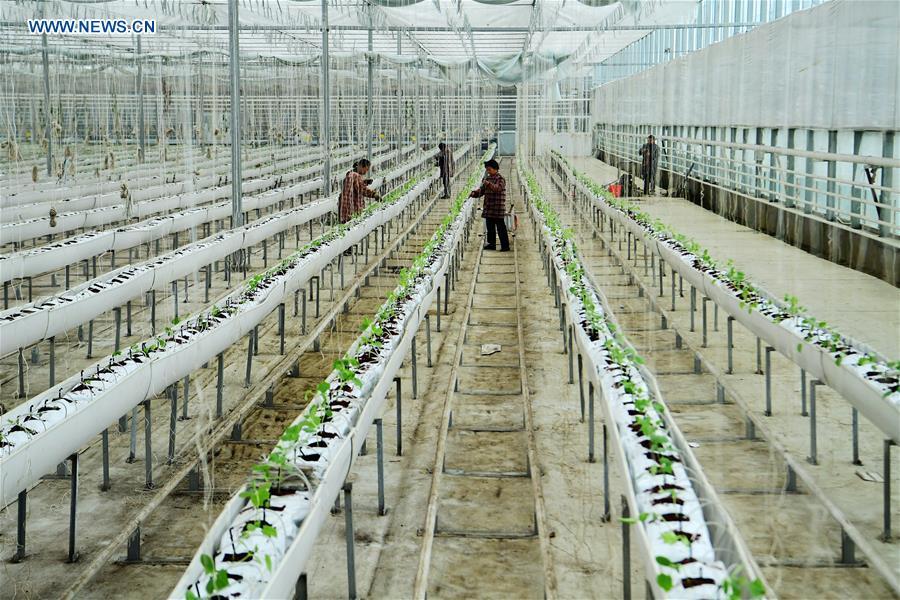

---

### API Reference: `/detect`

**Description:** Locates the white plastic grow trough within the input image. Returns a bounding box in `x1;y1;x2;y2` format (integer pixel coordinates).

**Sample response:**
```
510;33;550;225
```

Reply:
171;145;483;600
0;199;331;355
0;147;371;244
3;147;333;221
551;153;900;444
0;168;441;510
0;145;408;284
520;163;765;599
0;145;309;208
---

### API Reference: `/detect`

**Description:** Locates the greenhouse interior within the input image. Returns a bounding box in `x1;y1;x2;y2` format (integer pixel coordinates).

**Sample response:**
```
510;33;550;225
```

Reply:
0;0;898;598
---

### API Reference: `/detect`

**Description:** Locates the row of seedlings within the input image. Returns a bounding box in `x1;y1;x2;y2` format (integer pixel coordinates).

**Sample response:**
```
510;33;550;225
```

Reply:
175;146;496;600
551;152;899;440
0;159;443;509
520;164;766;600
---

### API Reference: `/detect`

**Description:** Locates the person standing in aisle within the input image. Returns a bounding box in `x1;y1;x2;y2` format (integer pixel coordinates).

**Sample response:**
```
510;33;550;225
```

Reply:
470;158;510;252
339;158;381;224
639;134;660;195
437;142;454;198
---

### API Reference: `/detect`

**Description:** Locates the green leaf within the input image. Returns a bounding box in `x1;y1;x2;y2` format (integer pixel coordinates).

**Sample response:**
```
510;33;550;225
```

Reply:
200;553;215;574
749;579;766;598
265;554;273;572
262;525;278;538
655;555;680;570
215;569;229;590
656;573;673;591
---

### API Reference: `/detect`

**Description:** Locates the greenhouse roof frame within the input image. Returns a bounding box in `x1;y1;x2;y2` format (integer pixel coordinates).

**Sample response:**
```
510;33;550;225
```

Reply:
0;0;705;84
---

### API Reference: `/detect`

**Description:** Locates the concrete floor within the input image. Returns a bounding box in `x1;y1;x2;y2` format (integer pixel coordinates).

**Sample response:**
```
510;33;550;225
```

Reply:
571;157;900;359
2;154;897;599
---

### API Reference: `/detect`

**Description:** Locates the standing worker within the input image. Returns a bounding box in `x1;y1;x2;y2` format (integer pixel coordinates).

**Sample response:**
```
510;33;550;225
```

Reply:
470;158;510;252
437;142;454;198
639;134;660;195
339;158;381;224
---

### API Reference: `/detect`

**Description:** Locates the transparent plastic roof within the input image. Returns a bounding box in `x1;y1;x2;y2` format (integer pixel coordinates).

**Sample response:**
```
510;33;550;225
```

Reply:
0;0;698;84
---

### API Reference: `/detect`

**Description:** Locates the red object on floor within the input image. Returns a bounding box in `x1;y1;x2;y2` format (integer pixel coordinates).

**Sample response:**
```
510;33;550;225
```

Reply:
608;183;622;197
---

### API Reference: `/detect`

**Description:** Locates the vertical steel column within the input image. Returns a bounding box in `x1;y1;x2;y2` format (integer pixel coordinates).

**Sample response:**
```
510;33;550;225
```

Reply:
228;0;244;236
136;36;145;162
807;379;821;465
67;453;78;562
375;418;386;516
394;377;403;456
396;34;402;148
320;0;332;196
621;496;632;600
343;483;357;600
14;490;27;562
882;440;894;542
366;6;374;163
41;32;51;177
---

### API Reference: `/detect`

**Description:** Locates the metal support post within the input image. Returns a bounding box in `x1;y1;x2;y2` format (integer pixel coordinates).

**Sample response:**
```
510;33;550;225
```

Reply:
49;336;55;386
807;380;821;465
621;496;632;600
181;375;190;420
726;316;734;374
343;483;356;600
168;385;177;464
701;297;708;346
101;428;111;490
394;377;403;456
67;453;79;563
801;369;808;416
851;408;861;465
411;335;418;399
320;0;332;197
216;353;224;418
602;423;610;521
127;527;142;563
86;320;94;358
245;332;254;387
577;353;585;422
588;382;595;463
765;346;774;416
14;490;27;562
375;418;386;516
425;314;432;367
41;32;52;176
144;400;153;488
279;303;286;355
228;0;244;230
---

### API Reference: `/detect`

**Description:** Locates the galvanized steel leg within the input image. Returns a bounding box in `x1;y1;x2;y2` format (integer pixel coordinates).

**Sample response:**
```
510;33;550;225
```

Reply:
394;377;403;456
588;382;595;463
765;346;774;416
376;418;386;516
67;453;79;563
882;440;894;542
807;380;821;465
167;385;178;464
102;428;111;490
343;483;357;600
411;335;418;399
216;353;224;418
144;400;153;488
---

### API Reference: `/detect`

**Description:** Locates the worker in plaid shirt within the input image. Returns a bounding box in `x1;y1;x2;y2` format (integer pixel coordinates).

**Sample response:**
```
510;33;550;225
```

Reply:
469;158;510;251
339;158;381;224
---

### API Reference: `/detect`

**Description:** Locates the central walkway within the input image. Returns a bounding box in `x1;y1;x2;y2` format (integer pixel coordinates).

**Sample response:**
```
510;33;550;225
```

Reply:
302;158;629;598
